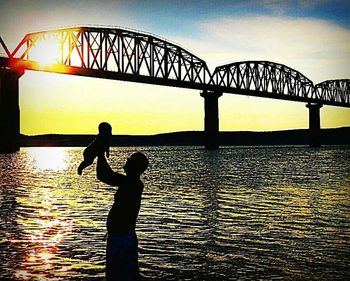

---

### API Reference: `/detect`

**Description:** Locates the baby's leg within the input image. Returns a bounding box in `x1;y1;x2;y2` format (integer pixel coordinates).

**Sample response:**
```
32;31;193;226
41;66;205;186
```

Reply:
77;157;94;175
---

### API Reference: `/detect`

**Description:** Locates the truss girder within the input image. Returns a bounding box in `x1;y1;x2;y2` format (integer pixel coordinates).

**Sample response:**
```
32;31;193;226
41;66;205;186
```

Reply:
213;61;316;99
315;79;350;104
10;26;212;86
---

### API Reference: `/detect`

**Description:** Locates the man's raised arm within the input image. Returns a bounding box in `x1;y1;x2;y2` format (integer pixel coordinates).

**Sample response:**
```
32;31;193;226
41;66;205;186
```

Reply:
96;154;125;186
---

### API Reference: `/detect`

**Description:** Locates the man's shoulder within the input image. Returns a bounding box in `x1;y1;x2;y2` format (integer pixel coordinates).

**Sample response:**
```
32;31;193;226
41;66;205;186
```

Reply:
126;177;144;188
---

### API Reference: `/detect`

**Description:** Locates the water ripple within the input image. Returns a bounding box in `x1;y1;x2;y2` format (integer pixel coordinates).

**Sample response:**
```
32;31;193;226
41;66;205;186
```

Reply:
0;146;349;280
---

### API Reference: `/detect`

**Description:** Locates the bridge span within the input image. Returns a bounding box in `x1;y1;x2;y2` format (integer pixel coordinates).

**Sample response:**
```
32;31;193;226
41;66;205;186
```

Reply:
1;26;349;152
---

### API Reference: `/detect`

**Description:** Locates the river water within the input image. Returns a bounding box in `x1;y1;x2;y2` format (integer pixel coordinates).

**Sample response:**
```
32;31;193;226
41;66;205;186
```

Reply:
0;146;349;280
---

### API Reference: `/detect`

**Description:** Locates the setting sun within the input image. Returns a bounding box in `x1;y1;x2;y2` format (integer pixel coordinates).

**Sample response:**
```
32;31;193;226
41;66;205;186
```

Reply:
29;34;61;65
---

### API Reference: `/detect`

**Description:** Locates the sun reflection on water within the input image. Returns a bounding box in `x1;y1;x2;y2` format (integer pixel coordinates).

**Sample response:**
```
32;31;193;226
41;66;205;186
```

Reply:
13;183;73;280
27;147;68;171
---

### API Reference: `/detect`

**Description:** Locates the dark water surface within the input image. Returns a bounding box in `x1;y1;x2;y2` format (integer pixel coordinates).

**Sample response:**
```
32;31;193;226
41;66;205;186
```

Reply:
0;146;349;280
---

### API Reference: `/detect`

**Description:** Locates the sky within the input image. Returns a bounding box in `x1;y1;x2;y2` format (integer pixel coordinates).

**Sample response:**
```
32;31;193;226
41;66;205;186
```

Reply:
0;0;349;135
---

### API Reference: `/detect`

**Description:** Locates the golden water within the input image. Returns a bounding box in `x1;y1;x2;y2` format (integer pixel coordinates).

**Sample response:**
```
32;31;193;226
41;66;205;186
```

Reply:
0;146;349;280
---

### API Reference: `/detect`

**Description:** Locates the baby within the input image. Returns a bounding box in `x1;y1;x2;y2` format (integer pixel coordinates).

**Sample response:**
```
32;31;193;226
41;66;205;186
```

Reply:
78;122;112;175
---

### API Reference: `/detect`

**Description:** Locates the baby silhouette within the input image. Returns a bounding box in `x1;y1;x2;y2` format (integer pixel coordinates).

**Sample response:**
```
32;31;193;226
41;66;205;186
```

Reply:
78;122;112;175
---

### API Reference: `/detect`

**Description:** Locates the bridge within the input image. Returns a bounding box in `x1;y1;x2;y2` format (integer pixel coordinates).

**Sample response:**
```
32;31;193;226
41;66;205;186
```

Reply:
0;26;349;152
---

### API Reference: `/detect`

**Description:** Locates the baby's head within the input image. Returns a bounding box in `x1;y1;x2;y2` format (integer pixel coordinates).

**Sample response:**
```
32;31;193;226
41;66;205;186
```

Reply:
98;122;112;136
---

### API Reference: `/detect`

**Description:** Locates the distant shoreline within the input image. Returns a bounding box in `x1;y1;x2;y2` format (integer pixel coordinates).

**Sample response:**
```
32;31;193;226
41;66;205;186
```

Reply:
20;127;350;147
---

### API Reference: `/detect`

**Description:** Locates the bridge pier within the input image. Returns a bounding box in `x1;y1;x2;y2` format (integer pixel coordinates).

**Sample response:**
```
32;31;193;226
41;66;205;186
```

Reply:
306;103;323;147
201;91;222;149
0;69;23;153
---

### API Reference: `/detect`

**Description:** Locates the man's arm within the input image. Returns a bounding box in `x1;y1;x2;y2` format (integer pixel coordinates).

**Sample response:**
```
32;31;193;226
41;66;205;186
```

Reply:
105;145;110;158
96;154;126;186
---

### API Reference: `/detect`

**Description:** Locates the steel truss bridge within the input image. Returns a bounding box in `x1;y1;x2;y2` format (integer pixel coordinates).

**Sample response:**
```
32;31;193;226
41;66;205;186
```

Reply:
0;26;349;151
0;26;349;107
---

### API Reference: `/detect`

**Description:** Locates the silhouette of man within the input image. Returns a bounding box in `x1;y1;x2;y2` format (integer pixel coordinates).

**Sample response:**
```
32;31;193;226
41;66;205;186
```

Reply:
96;151;149;281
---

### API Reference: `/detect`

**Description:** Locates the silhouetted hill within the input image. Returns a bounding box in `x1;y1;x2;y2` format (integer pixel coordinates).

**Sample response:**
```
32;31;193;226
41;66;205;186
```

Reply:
20;127;350;147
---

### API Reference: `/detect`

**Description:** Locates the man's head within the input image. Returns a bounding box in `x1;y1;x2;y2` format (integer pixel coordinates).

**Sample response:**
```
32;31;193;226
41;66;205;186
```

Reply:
98;122;112;135
124;152;149;177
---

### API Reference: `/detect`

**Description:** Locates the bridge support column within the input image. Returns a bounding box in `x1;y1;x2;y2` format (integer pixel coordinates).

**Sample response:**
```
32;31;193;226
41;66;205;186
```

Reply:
306;103;323;147
201;91;222;149
0;69;23;153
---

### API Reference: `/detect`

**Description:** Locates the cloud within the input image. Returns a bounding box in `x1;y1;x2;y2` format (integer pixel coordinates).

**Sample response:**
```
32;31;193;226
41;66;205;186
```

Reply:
297;0;331;8
174;16;350;83
255;0;334;14
256;0;291;14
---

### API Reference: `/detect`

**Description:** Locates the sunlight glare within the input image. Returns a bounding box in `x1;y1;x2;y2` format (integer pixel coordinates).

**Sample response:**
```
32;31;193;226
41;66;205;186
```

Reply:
27;147;68;171
30;34;61;66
